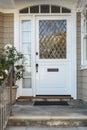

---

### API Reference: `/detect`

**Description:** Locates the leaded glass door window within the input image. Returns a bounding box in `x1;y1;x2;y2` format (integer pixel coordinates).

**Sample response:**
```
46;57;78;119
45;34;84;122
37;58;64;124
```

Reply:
39;20;66;59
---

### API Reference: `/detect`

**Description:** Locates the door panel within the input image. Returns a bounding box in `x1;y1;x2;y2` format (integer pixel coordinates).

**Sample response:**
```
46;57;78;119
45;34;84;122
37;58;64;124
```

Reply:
36;16;71;95
36;64;71;95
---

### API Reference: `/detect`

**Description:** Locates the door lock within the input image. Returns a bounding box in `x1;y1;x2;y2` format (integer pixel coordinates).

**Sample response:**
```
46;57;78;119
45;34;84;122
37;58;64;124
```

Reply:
36;52;38;55
36;64;38;72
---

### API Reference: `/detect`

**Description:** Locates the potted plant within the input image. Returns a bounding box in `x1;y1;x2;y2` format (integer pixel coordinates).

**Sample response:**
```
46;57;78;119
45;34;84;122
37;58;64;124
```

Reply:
0;45;24;104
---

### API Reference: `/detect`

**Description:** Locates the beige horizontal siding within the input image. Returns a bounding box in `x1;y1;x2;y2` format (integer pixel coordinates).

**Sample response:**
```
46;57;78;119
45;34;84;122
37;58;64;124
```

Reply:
3;14;14;46
77;12;87;102
81;70;87;102
0;12;4;48
77;12;82;99
0;13;14;48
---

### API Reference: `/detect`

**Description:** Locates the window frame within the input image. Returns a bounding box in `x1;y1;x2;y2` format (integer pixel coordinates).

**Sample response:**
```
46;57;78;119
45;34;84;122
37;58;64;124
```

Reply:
81;16;87;69
19;5;71;14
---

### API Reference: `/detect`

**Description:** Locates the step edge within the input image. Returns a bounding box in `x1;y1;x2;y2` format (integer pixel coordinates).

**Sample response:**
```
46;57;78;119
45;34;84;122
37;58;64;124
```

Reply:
9;116;87;120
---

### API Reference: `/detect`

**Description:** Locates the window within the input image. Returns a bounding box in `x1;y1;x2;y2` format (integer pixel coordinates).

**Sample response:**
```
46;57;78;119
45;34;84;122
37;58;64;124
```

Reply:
30;6;39;13
62;7;71;13
51;6;60;13
19;5;71;14
21;20;32;88
82;18;87;67
39;20;66;59
41;5;49;13
20;8;28;13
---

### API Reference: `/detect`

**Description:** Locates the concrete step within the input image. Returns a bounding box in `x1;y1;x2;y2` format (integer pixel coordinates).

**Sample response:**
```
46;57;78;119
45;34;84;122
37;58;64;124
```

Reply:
7;100;87;127
7;116;87;127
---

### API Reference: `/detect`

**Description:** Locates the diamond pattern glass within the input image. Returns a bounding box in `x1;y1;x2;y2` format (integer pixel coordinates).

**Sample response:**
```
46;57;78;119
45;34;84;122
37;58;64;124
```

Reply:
39;20;66;59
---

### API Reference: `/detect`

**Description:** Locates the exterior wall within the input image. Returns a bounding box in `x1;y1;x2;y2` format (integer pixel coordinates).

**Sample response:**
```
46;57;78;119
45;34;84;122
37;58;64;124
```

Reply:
0;12;4;49
0;13;14;49
77;12;87;102
0;11;87;101
77;12;82;99
3;14;14;46
81;70;87;102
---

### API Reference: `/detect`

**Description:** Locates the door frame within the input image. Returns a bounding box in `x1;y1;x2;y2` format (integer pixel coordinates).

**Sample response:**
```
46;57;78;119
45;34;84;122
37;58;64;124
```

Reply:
14;13;77;99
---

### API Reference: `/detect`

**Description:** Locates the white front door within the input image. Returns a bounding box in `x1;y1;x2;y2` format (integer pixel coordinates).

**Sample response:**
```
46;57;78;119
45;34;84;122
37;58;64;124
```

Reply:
36;16;72;95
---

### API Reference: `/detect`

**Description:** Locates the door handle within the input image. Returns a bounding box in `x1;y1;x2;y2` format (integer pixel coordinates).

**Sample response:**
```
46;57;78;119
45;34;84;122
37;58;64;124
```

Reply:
36;64;38;72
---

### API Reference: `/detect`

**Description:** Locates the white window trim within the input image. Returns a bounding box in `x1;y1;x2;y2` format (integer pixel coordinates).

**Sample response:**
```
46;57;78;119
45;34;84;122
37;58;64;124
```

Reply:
81;14;87;69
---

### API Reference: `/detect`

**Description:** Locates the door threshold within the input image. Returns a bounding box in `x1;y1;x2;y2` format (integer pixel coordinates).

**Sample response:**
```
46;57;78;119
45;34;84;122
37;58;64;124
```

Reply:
35;95;73;99
17;95;73;102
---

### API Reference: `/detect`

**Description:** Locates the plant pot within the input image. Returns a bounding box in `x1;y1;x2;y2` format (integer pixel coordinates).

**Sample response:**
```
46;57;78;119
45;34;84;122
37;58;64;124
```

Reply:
4;85;18;104
11;85;18;104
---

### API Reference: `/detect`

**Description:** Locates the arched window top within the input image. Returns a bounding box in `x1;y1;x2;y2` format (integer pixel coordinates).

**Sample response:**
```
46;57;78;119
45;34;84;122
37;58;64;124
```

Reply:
19;5;71;14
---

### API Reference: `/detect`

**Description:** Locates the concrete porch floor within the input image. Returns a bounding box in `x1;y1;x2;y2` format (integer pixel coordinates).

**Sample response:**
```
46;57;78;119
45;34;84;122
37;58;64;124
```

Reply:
7;100;87;127
6;126;87;130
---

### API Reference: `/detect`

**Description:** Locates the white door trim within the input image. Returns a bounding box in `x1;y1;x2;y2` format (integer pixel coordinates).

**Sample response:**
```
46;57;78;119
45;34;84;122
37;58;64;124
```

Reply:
14;12;77;99
70;11;77;99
